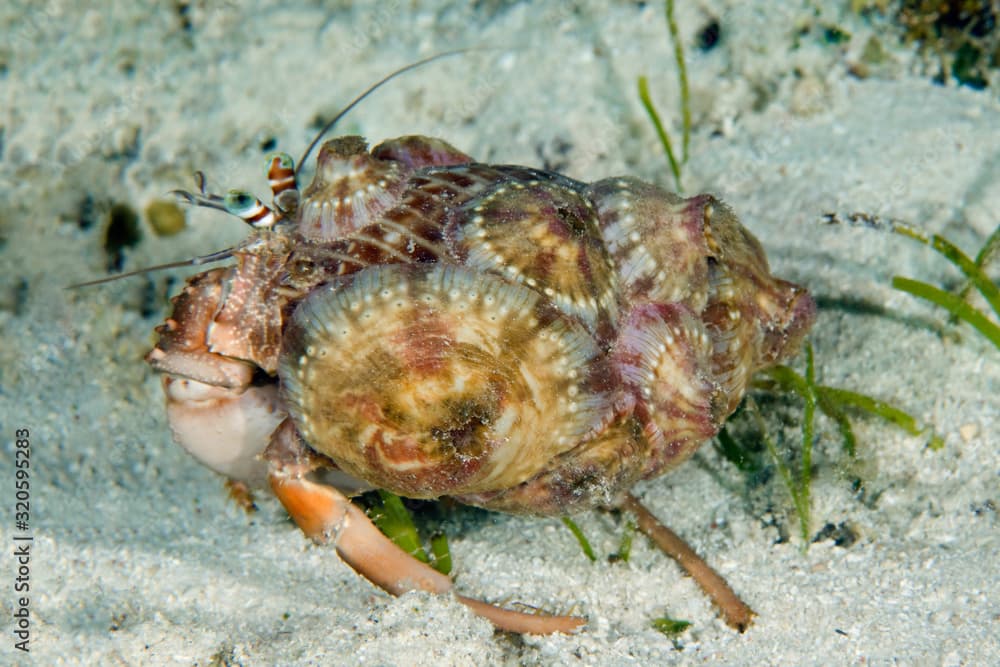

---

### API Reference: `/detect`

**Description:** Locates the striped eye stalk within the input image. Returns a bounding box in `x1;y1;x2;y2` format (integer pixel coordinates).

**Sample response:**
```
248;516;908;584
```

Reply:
223;190;276;229
267;152;297;196
268;152;300;214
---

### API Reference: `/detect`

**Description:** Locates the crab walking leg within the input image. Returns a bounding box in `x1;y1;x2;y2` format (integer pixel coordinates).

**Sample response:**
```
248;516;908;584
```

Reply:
453;595;585;635
265;420;585;634
622;493;755;632
268;473;451;594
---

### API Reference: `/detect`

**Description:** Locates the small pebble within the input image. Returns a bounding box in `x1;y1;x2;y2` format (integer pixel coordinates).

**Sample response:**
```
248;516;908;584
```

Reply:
958;423;979;443
146;199;187;237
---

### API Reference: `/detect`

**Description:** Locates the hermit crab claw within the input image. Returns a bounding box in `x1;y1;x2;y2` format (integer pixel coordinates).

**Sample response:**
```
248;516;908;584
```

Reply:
264;419;585;635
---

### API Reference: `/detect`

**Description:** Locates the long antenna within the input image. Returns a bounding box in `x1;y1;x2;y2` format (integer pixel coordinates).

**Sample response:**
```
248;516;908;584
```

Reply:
296;49;476;175
66;248;233;289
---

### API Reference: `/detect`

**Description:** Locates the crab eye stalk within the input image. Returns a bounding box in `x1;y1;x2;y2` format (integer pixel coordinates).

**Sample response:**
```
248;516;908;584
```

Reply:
268;152;294;171
224;189;276;228
266;153;300;215
267;153;296;191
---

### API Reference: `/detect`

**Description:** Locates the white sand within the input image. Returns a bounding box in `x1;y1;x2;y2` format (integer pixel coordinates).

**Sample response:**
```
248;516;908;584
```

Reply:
1;1;997;665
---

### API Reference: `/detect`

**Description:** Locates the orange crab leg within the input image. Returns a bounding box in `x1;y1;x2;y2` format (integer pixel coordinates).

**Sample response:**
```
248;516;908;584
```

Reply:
269;473;452;594
622;493;755;632
454;595;585;635
268;473;585;634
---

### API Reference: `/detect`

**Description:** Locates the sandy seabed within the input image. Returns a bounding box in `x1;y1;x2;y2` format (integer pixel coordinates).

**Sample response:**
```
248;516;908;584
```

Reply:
1;1;998;665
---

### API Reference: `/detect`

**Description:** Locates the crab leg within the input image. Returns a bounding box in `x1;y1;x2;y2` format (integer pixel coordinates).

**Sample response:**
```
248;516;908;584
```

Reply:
621;493;755;632
268;473;452;594
266;420;585;634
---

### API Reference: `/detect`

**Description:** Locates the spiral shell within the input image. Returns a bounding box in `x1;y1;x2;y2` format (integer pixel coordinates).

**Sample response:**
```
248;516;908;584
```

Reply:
146;135;815;515
142;126;816;633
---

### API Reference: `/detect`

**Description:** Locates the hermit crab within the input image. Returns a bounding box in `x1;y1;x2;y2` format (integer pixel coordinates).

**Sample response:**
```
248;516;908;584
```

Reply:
111;61;815;634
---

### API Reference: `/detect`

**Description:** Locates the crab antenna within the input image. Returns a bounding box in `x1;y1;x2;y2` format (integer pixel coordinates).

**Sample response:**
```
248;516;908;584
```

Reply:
171;188;229;212
297;48;478;176
194;170;209;194
66;248;234;289
170;170;231;212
